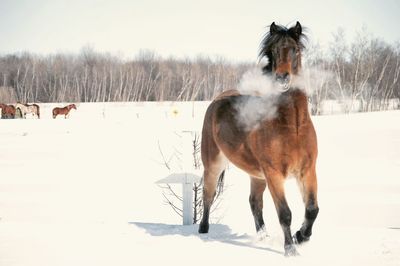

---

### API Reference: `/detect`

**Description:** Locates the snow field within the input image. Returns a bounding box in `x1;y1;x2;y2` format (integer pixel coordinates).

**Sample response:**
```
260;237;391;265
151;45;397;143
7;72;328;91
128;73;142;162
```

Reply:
0;103;399;265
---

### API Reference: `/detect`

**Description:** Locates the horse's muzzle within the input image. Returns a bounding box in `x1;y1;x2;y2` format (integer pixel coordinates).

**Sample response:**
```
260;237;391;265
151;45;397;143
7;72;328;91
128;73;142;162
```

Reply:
275;72;290;83
275;73;291;91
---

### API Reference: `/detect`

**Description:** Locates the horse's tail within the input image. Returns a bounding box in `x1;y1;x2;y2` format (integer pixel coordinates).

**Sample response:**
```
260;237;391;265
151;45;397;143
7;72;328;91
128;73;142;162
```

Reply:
215;170;225;197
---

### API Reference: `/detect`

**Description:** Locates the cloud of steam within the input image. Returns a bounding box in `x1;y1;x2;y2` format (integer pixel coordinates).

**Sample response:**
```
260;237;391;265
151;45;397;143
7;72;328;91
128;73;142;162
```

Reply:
234;66;335;131
234;93;278;131
292;66;335;96
235;68;281;131
238;67;279;97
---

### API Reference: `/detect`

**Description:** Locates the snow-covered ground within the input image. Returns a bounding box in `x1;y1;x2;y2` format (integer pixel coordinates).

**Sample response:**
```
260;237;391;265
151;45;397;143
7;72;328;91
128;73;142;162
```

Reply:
0;102;399;266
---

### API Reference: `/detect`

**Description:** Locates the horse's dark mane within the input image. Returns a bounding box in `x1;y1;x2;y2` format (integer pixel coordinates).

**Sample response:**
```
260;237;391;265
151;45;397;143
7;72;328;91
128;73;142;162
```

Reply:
259;22;307;74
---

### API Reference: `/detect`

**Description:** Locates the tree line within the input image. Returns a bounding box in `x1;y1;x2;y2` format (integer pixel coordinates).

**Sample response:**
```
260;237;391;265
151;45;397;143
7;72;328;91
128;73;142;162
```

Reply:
0;48;248;103
0;28;399;114
305;28;400;114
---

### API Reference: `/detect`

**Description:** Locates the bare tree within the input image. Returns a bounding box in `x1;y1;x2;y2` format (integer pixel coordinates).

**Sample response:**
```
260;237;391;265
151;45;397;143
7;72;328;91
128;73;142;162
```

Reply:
304;42;331;115
158;132;225;224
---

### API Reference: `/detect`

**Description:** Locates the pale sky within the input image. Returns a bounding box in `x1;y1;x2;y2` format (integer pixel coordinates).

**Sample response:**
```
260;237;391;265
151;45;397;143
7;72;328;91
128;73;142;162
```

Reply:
0;0;399;62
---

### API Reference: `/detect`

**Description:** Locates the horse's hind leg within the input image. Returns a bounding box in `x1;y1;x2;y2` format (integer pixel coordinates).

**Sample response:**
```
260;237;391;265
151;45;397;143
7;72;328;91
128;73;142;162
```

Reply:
198;154;226;233
249;177;267;233
293;168;319;245
198;136;226;234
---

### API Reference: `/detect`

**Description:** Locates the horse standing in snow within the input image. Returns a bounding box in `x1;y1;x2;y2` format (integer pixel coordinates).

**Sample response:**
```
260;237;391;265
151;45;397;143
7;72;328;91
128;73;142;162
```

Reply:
0;103;16;119
14;103;29;118
24;103;40;118
9;103;40;118
52;104;77;119
199;22;319;256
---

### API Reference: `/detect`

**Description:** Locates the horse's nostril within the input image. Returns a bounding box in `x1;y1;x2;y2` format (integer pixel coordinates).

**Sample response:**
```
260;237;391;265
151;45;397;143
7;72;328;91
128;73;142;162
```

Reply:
276;72;289;81
276;72;290;84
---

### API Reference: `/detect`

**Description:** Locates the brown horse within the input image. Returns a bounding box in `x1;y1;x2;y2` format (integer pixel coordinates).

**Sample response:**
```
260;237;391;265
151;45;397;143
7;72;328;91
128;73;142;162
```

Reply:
0;103;16;119
199;22;319;256
52;104;77;119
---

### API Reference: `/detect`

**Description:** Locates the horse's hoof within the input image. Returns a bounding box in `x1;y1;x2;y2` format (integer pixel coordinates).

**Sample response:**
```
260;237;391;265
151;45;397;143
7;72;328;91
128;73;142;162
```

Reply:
198;223;209;234
255;227;269;241
293;230;310;245
284;245;300;257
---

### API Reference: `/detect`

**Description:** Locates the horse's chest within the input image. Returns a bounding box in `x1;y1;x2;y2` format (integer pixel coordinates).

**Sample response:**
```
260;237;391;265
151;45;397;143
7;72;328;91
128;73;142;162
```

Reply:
251;119;313;164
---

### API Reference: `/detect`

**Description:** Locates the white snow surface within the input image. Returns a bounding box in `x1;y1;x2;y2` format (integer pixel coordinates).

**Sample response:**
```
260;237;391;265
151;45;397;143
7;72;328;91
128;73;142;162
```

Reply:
1;102;400;265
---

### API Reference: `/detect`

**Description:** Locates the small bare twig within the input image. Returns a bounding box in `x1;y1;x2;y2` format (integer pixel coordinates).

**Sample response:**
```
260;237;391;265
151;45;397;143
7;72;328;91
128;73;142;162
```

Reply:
162;192;183;217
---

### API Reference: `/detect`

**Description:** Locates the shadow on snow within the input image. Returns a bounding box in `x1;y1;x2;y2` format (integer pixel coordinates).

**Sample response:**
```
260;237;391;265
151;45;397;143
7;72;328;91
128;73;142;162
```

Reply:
130;222;283;255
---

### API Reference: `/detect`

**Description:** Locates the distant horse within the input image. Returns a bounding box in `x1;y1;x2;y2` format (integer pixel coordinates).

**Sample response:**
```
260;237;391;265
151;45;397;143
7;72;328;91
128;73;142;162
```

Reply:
52;104;77;119
0;103;16;119
199;22;319;256
24;103;40;118
14;103;40;118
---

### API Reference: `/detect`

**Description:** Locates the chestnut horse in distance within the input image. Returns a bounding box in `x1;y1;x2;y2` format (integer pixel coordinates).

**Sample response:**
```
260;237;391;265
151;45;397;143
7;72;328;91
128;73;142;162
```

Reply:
52;104;77;119
199;22;319;256
0;103;16;119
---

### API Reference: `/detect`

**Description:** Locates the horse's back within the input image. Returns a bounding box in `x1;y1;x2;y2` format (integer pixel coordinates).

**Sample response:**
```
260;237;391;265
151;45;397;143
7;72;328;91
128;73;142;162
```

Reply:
212;89;241;101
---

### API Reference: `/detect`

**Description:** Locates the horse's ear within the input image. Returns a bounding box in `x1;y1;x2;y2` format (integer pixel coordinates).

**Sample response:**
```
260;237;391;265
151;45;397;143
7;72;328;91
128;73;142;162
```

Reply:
289;21;302;40
270;22;278;34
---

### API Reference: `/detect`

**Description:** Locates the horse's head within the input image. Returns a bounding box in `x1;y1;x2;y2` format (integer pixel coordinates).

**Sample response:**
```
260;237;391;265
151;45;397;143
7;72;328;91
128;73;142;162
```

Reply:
259;21;306;89
70;104;77;110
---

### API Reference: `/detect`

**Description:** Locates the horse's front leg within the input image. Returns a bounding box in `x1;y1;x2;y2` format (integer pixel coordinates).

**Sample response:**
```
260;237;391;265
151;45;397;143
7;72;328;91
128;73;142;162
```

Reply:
294;167;319;245
249;176;267;236
263;168;298;256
